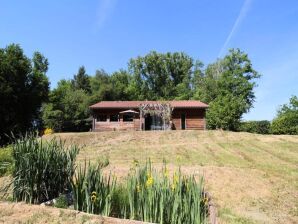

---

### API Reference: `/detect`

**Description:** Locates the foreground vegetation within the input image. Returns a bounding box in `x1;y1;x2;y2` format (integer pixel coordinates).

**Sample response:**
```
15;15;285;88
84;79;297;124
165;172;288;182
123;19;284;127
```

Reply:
1;130;297;223
38;130;297;224
1;134;208;224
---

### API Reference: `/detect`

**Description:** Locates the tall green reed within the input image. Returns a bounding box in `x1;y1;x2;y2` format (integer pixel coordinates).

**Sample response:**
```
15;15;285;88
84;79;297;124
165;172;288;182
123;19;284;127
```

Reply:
12;133;79;204
71;161;116;216
126;161;208;224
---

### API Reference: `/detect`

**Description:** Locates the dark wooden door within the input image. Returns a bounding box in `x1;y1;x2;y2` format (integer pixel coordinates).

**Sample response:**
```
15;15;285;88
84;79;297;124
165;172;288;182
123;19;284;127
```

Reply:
181;113;186;130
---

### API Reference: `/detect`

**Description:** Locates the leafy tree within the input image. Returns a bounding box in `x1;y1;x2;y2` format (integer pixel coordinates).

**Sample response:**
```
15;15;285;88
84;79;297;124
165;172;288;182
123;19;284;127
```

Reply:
238;120;271;134
194;49;260;130
0;44;49;144
110;70;132;100
128;51;195;100
271;96;298;134
72;66;91;93
89;69;114;104
42;80;91;132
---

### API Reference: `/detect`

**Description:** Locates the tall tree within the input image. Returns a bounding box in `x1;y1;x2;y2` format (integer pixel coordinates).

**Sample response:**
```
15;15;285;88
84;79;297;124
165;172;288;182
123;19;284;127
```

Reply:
128;51;195;100
72;66;91;93
194;49;260;130
271;96;298;134
0;44;49;144
42;80;90;132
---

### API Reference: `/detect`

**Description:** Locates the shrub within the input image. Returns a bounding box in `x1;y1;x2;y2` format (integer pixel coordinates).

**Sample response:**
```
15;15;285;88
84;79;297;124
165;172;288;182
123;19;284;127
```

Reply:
12;134;79;203
54;194;68;208
270;95;298;135
238;120;271;134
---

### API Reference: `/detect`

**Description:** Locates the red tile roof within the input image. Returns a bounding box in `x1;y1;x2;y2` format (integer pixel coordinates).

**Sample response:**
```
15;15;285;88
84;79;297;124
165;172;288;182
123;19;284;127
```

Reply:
90;100;208;109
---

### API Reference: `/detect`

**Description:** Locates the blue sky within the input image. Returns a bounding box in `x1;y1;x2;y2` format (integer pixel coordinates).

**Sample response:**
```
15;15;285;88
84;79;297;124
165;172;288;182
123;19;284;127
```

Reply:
0;0;297;120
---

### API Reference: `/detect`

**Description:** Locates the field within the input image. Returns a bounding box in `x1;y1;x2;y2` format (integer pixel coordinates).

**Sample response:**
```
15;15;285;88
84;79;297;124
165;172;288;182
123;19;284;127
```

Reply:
1;130;298;223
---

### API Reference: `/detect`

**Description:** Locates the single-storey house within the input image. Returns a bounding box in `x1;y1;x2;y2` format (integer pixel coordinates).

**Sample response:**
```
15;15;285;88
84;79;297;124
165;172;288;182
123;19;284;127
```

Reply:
89;100;208;131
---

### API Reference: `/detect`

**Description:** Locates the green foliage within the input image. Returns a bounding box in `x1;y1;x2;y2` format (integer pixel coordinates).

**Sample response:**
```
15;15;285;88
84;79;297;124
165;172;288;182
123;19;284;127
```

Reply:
0;146;13;176
238;120;271;134
128;51;197;100
125;161;207;224
54;194;68;208
271;96;298;134
0;44;50;144
72;66;91;93
71;160;207;224
71;161;116;216
195;49;260;130
12;134;79;204
42;80;91;132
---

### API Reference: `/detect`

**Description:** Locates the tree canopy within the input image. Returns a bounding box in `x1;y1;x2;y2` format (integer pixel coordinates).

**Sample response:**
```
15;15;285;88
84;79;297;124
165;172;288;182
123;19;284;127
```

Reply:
0;44;49;144
271;96;298;134
1;43;274;140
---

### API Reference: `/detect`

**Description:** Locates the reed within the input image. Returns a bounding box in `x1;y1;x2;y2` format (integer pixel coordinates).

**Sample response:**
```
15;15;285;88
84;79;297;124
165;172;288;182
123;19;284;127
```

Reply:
12;133;79;204
126;161;208;224
71;161;116;216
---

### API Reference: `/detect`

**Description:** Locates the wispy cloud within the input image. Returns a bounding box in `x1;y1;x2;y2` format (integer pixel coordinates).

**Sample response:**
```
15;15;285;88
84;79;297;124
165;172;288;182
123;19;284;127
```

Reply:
218;0;252;57
96;0;117;29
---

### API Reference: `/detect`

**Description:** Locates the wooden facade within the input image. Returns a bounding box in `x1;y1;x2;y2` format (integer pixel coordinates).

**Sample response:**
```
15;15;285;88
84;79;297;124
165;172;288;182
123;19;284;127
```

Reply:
90;101;208;131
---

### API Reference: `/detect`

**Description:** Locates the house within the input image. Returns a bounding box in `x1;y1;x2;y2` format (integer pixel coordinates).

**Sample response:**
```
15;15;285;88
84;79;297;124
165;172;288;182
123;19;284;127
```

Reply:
89;100;208;131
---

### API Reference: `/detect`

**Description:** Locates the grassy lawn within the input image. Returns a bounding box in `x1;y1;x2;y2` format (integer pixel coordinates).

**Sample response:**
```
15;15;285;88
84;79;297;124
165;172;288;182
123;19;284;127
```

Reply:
44;130;298;224
1;130;297;223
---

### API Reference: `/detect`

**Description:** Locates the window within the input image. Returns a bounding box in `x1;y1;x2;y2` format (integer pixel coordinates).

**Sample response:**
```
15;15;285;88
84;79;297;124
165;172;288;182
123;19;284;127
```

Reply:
96;114;107;122
123;113;134;122
110;114;119;122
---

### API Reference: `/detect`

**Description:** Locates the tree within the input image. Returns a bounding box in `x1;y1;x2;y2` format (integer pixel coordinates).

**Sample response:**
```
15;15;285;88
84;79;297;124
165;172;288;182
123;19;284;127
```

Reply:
271;96;298;134
72;66;91;93
194;49;260;130
42;80;91;132
128;51;195;100
110;70;132;100
0;44;49;144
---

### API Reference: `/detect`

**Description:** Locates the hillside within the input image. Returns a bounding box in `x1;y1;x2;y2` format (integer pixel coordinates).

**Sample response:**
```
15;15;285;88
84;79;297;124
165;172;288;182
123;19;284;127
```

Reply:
44;130;298;224
1;130;297;224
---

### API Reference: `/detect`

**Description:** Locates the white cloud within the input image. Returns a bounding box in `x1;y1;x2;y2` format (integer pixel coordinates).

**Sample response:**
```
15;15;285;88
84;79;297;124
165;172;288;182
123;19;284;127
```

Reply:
218;0;252;57
96;0;117;29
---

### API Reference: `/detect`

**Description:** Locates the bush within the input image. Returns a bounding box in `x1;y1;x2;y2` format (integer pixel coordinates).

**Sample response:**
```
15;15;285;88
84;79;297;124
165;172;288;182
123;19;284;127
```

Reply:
270;96;298;135
54;194;68;208
12;134;79;204
238;120;271;134
0;146;14;176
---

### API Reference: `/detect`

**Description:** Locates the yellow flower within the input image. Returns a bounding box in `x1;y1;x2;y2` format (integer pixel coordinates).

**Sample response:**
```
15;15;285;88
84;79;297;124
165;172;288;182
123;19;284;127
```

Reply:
136;184;141;193
91;191;97;196
173;173;179;184
43;128;53;135
146;176;154;188
91;195;97;202
171;183;176;191
164;168;169;178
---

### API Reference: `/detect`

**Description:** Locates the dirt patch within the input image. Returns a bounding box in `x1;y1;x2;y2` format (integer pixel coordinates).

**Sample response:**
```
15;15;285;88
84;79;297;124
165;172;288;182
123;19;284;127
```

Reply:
0;201;152;224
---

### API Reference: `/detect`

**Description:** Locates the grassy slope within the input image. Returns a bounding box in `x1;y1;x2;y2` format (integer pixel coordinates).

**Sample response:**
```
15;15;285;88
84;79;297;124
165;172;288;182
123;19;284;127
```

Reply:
46;130;298;224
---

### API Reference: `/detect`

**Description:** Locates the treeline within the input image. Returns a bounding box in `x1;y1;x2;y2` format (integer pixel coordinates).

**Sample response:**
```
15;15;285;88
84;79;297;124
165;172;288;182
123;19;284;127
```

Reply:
0;44;297;144
238;96;298;135
43;49;261;132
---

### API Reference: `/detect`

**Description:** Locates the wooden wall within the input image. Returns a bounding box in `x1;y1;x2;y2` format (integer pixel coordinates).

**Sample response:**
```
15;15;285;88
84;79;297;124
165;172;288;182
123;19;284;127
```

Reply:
92;109;140;131
172;108;206;130
92;108;206;131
